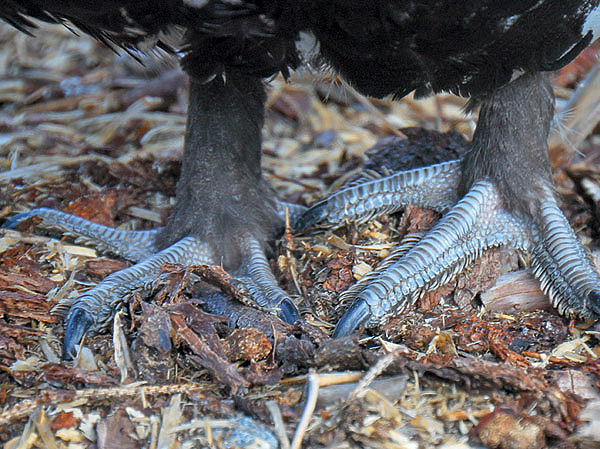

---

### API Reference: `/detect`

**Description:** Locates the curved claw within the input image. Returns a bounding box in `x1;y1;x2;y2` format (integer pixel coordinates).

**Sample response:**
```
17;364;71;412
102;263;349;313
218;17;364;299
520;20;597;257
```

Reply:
3;211;37;229
277;297;301;324
332;298;370;338
63;307;95;359
588;291;600;317
294;203;328;233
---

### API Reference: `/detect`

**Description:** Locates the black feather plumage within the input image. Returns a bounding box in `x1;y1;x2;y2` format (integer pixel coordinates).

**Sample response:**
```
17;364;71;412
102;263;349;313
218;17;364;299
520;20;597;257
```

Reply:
3;1;598;98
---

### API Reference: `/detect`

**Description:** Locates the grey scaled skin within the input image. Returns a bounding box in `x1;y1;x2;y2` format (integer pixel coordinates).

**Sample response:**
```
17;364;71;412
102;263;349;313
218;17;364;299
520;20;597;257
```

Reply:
4;208;162;262
6;73;302;359
295;73;600;337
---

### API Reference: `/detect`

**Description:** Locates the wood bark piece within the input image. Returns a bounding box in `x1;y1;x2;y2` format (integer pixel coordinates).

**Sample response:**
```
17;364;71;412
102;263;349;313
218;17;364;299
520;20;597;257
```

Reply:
480;270;550;314
171;314;250;394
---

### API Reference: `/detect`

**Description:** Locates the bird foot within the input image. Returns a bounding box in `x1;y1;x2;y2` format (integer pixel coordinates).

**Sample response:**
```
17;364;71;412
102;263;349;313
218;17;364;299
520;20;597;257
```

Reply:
5;209;300;358
295;160;600;337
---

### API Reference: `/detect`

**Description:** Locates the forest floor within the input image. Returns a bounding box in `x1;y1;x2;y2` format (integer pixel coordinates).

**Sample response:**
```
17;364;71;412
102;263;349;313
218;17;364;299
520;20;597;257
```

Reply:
1;22;600;449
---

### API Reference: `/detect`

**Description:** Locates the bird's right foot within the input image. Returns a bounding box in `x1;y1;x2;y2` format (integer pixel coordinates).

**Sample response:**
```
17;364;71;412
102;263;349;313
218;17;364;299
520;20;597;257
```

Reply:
296;74;600;337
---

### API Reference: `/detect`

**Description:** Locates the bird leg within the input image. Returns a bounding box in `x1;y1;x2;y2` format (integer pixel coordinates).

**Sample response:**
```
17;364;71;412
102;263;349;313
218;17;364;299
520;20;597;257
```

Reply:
6;72;301;357
296;73;600;336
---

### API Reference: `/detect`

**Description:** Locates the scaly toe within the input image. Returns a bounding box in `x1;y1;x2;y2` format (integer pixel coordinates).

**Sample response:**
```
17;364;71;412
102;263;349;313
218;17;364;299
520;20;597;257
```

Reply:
332;298;370;338
231;235;301;324
3;207;160;262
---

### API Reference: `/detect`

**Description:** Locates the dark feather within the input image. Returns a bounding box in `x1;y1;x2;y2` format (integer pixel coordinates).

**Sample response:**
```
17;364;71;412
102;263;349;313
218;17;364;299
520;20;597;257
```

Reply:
2;1;599;97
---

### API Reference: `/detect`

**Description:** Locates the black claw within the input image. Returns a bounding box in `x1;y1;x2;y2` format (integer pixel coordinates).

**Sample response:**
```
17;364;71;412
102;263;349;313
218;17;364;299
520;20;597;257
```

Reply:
293;203;326;233
332;298;370;338
588;291;600;318
3;211;37;229
278;297;301;324
63;307;95;359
